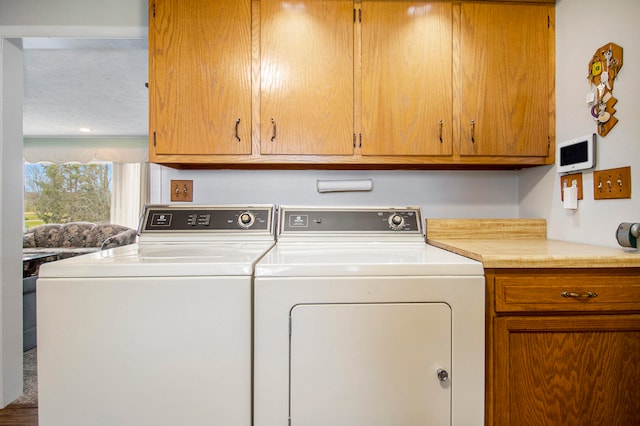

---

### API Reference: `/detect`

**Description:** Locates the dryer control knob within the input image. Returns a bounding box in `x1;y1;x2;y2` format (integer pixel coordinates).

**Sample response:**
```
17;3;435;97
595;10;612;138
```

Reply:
388;214;404;230
238;212;255;228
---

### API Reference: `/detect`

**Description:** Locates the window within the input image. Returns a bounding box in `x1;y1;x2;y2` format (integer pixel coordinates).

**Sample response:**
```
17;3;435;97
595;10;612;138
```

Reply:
24;163;112;228
23;137;149;230
24;161;148;230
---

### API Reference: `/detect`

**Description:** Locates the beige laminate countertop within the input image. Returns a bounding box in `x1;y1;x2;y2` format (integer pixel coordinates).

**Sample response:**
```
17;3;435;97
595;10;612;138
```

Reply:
425;219;640;269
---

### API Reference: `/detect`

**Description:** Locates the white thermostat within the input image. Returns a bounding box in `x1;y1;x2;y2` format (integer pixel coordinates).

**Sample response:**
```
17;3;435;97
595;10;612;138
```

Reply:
556;133;596;173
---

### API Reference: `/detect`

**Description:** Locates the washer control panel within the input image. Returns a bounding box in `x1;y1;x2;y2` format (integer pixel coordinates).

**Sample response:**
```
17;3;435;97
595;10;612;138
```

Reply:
140;205;273;233
280;207;422;234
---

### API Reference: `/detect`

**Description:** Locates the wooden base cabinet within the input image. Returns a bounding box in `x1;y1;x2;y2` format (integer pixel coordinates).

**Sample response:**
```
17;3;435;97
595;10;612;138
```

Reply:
486;269;640;426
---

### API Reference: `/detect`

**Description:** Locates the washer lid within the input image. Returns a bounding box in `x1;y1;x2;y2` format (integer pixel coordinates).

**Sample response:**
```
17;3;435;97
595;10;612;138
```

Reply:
255;242;483;277
38;241;275;278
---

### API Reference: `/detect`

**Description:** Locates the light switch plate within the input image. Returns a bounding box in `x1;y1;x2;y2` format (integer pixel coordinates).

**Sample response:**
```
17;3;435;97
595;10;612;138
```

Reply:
170;180;193;202
593;166;631;200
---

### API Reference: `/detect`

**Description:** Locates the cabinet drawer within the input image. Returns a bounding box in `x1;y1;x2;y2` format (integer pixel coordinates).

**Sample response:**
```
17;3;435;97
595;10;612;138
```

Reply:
494;275;640;312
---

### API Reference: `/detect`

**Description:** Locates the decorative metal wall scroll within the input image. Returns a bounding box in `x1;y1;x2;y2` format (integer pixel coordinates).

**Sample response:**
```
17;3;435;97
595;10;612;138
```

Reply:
587;42;623;137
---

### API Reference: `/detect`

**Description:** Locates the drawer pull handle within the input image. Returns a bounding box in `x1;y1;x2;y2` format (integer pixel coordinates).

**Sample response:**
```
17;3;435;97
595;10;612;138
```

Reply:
561;291;598;299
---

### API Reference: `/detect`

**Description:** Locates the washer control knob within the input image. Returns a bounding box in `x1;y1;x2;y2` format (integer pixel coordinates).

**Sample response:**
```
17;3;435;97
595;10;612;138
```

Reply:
238;211;255;228
388;214;404;230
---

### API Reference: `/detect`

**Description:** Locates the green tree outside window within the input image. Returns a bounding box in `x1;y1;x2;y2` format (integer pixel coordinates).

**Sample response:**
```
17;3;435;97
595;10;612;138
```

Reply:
25;163;111;226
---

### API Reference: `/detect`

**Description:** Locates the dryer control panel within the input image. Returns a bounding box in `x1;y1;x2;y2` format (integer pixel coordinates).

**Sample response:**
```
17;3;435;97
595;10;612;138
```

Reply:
280;207;422;235
140;205;273;233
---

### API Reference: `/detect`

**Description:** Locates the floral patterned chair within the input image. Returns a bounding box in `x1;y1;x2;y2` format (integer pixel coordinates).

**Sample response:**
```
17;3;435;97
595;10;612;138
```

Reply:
23;222;137;256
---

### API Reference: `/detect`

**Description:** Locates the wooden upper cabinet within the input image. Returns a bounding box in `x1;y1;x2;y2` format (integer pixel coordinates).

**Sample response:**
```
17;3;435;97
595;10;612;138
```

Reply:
361;2;453;156
149;0;252;156
260;0;354;155
459;3;550;157
147;0;555;168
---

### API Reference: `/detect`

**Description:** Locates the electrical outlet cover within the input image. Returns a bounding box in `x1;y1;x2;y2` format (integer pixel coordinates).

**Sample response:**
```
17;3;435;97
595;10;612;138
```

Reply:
560;173;583;201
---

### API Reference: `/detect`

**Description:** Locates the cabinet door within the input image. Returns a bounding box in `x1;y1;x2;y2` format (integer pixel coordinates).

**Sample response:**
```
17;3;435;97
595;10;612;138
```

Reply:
149;0;252;155
493;315;640;426
260;0;354;155
361;2;452;156
290;303;451;426
459;3;550;157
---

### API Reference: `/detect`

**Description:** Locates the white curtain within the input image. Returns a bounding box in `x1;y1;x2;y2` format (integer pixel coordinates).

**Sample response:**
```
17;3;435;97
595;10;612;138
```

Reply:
110;162;150;229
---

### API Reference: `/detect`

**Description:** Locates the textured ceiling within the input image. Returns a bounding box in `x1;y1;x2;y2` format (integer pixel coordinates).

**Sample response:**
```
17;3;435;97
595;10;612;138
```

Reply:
22;38;148;137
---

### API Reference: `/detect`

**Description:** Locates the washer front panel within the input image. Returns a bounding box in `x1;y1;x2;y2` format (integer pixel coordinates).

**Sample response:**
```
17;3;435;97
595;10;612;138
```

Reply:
38;276;252;426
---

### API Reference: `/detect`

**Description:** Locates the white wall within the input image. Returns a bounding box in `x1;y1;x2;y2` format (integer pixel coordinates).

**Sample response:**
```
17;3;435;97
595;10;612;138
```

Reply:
0;0;147;37
519;0;640;247
151;167;520;219
0;37;24;407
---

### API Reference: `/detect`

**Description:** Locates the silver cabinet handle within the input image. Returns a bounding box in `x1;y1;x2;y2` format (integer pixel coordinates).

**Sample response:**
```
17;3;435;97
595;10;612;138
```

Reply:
561;291;598;299
270;118;277;142
234;118;241;142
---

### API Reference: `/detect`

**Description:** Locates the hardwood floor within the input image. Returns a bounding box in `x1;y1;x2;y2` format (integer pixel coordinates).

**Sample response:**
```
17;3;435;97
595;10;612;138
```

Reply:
0;407;38;425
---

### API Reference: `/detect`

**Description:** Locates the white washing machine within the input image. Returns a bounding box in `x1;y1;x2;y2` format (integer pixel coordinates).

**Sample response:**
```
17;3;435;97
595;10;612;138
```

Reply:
254;206;485;426
37;205;275;426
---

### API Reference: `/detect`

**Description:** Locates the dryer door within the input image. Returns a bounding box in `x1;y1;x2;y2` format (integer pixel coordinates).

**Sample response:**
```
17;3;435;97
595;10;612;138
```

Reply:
289;302;451;426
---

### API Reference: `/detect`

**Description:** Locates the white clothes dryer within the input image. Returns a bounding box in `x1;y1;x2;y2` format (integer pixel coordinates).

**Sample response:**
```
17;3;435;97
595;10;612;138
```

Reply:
37;205;275;426
254;206;485;426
